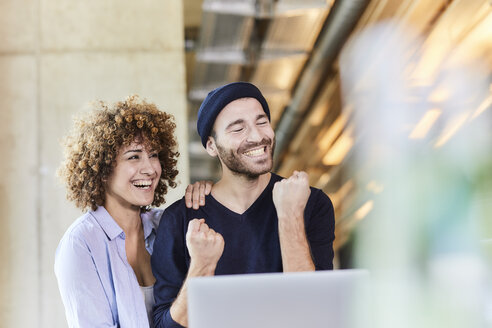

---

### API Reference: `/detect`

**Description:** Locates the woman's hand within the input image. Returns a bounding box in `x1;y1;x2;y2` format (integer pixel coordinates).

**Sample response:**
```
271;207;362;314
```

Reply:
185;180;213;209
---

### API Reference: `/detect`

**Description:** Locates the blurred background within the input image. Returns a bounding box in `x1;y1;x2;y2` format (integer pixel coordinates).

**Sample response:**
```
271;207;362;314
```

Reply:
1;0;491;327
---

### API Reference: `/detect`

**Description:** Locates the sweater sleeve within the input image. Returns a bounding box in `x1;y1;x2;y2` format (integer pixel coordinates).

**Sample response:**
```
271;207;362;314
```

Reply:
151;201;189;328
305;189;335;270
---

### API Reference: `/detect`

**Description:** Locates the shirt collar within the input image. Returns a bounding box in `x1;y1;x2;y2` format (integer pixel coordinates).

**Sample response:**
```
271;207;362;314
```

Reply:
90;206;158;241
141;210;158;240
90;206;124;240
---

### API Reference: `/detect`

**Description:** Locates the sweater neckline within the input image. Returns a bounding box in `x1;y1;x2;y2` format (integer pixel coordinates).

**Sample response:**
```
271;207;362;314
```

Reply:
207;173;278;218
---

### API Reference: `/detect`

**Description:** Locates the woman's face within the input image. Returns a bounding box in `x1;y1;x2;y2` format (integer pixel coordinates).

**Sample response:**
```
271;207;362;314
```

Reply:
104;141;162;211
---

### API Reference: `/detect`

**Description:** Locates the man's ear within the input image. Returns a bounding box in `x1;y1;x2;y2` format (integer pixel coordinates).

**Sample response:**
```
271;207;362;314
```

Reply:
205;136;218;157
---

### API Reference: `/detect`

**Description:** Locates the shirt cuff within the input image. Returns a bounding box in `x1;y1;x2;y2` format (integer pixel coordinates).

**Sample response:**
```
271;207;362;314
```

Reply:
164;309;185;328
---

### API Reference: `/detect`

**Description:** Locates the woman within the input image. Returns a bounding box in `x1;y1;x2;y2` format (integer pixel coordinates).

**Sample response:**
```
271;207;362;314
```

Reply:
55;96;210;327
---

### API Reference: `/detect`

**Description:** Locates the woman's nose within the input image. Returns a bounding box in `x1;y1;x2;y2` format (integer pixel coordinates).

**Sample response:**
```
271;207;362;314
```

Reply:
140;156;155;175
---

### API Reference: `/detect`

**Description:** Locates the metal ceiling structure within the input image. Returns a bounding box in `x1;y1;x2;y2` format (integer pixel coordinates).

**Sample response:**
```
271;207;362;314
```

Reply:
187;0;339;180
185;0;492;262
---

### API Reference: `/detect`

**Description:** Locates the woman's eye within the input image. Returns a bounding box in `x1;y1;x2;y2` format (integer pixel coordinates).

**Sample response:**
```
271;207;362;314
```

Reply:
128;155;139;160
232;127;243;133
150;153;159;158
257;120;268;125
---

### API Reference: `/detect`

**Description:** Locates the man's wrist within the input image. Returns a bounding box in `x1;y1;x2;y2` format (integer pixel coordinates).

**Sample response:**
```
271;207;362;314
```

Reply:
188;260;217;277
278;212;306;231
276;207;305;221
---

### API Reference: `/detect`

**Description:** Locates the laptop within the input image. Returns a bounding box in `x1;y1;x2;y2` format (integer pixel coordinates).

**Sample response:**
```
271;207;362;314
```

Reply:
188;269;371;328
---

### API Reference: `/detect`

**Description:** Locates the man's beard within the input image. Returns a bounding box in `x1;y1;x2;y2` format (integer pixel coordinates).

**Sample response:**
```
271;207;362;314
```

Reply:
215;137;275;180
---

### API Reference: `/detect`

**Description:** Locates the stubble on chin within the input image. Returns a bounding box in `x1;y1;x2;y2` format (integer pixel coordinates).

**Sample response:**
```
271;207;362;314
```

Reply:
215;137;275;179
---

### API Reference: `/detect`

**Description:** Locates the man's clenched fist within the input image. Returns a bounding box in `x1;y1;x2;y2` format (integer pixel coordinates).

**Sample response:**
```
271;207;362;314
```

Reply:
186;219;224;272
272;171;311;220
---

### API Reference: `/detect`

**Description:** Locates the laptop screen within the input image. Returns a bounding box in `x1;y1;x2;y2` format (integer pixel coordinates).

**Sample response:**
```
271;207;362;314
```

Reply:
188;269;370;328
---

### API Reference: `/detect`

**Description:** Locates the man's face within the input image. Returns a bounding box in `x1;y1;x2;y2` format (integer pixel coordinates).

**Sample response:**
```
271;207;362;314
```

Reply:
208;98;275;179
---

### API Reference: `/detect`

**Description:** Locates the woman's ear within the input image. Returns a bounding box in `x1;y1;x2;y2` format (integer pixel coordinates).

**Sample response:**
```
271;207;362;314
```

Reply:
205;137;218;157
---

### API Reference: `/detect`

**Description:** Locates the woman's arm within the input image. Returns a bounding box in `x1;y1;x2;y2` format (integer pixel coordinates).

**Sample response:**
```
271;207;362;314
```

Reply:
55;234;117;328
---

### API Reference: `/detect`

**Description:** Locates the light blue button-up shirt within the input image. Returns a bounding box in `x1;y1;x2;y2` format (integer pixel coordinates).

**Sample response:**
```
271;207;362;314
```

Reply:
55;206;162;328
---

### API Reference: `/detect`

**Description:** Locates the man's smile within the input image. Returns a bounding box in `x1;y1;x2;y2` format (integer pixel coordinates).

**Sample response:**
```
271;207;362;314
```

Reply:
243;146;266;157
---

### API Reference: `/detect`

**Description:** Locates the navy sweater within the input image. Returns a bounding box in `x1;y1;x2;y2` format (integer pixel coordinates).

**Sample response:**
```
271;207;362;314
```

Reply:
151;173;335;328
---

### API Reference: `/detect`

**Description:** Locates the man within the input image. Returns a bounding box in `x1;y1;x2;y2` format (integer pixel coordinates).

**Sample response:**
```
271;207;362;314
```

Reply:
152;82;335;328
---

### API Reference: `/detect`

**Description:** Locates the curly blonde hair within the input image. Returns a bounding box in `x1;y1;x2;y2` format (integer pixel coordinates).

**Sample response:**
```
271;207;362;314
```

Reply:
58;95;179;211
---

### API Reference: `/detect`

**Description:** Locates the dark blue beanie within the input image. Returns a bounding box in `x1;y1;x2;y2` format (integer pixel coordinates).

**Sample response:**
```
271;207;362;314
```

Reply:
197;82;270;147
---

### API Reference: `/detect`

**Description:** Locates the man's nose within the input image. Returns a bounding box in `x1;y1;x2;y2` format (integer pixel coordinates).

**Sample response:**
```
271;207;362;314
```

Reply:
246;125;262;142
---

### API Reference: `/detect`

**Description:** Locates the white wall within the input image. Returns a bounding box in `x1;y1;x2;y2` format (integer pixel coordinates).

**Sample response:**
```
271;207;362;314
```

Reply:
0;1;188;326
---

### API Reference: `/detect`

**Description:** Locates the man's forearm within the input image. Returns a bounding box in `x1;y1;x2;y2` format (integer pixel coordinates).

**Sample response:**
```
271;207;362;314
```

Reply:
170;262;217;327
278;214;315;272
169;282;189;327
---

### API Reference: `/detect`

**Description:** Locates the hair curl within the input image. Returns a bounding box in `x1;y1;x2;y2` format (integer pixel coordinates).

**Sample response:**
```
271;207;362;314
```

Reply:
58;95;179;211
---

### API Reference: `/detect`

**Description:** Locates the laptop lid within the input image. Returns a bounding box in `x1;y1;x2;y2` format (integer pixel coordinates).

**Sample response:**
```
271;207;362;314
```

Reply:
188;269;370;328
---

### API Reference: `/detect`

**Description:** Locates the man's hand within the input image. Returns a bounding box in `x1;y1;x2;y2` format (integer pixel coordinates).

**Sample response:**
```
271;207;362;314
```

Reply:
186;219;224;274
169;219;224;327
185;181;213;209
272;171;311;220
273;171;315;272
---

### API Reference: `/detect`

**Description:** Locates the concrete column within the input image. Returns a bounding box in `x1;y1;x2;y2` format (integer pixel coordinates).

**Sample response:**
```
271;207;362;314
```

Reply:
0;1;188;327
